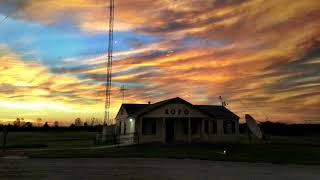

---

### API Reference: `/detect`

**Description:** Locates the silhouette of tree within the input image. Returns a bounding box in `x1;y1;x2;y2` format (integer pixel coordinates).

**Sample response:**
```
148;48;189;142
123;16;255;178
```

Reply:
13;118;21;127
36;118;42;127
43;122;50;131
54;121;59;127
90;118;96;126
74;118;82;127
69;123;76;130
23;122;33;128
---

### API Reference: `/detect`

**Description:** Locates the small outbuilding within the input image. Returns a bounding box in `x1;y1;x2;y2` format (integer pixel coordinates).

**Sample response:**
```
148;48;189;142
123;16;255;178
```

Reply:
115;97;240;144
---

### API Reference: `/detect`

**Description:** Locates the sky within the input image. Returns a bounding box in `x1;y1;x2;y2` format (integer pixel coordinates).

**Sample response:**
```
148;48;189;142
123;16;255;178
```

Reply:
0;0;319;125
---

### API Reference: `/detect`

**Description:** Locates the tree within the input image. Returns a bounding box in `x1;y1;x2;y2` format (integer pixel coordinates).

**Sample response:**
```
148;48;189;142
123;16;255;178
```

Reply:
36;118;42;127
13;118;21;127
90;118;96;126
54;121;59;127
43;122;50;131
23;122;33;128
74;118;82;127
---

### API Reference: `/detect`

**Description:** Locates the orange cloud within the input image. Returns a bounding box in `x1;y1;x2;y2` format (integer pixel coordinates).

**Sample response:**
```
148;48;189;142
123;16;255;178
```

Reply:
1;0;320;124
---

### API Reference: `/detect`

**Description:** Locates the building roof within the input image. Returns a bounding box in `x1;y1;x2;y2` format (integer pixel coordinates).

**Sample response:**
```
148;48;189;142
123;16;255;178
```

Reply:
197;105;239;119
120;97;239;120
121;104;148;115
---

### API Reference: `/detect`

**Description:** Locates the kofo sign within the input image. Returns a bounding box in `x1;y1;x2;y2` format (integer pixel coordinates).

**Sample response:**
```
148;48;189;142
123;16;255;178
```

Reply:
165;108;190;116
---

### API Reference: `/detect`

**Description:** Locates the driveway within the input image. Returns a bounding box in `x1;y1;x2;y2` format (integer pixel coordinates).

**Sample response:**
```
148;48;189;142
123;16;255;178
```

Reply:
1;158;319;180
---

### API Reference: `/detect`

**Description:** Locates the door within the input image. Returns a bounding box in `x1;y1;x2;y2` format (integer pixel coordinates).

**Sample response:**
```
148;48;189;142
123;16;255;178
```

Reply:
165;119;175;143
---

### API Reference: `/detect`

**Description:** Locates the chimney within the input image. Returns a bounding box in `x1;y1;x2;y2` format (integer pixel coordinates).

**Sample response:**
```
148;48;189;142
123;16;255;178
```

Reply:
148;101;151;104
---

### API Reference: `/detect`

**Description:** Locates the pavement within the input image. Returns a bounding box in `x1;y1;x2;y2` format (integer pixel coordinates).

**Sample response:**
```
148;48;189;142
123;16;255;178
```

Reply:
0;158;320;180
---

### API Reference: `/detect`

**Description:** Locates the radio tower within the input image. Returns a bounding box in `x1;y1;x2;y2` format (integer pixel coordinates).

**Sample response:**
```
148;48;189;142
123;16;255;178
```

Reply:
104;0;115;125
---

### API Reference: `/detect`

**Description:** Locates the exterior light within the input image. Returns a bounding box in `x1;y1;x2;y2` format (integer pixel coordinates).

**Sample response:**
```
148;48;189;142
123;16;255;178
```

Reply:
129;118;133;122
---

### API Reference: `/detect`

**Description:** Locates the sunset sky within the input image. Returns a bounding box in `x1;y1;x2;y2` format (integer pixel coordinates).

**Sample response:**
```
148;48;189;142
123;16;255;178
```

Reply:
0;0;319;125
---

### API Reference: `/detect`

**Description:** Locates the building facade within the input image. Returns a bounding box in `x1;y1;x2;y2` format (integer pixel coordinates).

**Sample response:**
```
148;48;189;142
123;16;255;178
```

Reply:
115;97;240;144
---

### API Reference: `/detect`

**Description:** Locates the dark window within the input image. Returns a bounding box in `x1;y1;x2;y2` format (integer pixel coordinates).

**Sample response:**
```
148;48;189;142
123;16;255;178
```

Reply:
211;120;217;134
124;123;127;135
205;120;209;134
152;120;156;134
224;120;235;134
232;121;236;133
183;120;188;134
119;121;122;134
191;119;198;134
142;118;156;135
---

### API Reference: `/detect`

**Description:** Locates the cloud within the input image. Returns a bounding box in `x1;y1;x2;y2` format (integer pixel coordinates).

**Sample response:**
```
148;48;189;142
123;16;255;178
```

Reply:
0;46;114;123
0;0;320;123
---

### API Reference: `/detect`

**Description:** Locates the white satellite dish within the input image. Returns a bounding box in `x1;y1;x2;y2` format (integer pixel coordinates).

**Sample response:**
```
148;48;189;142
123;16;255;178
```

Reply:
245;114;263;139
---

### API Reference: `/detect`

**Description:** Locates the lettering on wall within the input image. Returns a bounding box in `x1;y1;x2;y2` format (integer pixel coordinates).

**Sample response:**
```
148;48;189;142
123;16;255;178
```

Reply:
165;108;190;116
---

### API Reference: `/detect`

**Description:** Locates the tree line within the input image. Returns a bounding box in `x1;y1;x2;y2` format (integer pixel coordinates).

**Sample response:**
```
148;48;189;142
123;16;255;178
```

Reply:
0;117;103;132
240;121;320;136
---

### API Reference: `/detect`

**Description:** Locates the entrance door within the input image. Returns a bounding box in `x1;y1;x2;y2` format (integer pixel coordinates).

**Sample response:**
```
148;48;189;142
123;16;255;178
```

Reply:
165;119;174;143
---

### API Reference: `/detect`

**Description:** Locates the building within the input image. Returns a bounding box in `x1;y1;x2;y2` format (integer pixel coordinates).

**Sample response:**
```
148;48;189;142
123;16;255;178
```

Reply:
115;97;240;144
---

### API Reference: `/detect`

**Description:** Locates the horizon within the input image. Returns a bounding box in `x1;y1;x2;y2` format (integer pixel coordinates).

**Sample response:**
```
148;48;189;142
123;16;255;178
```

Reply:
0;0;319;125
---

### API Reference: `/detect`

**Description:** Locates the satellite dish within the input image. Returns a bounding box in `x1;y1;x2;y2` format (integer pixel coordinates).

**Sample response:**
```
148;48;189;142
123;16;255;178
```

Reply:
245;114;263;139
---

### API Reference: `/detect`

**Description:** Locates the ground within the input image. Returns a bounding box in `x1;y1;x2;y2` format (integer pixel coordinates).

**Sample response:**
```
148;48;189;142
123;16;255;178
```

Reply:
1;132;320;165
0;131;97;149
1;158;320;180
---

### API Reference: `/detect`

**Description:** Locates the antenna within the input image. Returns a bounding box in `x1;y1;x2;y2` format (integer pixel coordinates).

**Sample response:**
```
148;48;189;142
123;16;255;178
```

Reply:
218;96;228;107
103;0;115;125
120;85;128;104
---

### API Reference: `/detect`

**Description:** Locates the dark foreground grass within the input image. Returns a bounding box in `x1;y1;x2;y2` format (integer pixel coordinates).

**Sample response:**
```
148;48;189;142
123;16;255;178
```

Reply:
24;143;320;165
2;132;320;165
0;131;96;149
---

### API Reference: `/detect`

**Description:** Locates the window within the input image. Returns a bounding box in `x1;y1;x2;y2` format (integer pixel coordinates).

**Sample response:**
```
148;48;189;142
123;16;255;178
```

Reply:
191;119;198;134
142;118;156;135
183;119;199;134
119;121;122;134
211;120;217;134
183;120;188;134
205;120;209;134
224;120;235;134
124;123;127;135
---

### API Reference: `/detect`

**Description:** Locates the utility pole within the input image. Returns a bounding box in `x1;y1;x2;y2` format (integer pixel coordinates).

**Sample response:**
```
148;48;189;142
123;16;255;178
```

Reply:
120;85;128;104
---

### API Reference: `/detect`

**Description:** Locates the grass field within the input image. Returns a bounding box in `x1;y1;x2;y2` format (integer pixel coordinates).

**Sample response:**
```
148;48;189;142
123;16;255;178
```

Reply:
1;131;320;165
24;143;320;165
0;131;97;149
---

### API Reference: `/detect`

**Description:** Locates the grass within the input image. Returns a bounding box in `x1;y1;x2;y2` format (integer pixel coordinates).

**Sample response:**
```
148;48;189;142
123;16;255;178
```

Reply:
24;143;320;165
1;131;320;165
0;131;97;149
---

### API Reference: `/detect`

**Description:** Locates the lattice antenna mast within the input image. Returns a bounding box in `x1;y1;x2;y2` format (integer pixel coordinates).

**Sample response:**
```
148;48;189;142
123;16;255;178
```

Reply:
104;0;115;125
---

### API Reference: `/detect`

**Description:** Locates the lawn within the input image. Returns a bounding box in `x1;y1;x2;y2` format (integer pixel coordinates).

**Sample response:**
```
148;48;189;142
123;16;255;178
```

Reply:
0;131;97;149
1;132;320;165
24;143;320;165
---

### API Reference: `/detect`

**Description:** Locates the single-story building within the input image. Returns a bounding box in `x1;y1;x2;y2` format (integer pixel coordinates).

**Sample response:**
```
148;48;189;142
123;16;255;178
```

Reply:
115;97;240;144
